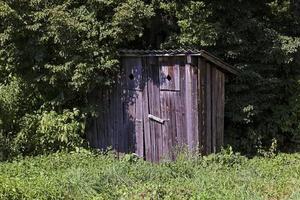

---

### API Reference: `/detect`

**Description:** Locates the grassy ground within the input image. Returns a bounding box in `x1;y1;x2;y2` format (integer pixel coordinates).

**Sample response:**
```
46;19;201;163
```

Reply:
0;150;300;200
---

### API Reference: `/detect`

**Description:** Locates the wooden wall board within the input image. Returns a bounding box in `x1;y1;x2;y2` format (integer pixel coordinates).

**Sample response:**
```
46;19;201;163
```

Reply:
198;58;206;154
176;65;187;147
147;56;162;162
184;64;193;151
135;91;144;157
205;62;212;154
160;91;172;160
142;57;151;160
211;67;217;153
191;64;199;152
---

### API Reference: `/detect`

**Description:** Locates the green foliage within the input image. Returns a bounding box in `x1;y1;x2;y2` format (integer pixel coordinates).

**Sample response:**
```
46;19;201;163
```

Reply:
0;77;36;133
158;0;300;153
13;109;85;156
1;0;300;157
0;0;154;159
1;151;300;199
0;0;154;93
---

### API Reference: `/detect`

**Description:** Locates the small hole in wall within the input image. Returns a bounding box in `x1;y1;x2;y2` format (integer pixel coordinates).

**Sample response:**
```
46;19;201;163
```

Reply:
129;73;134;80
167;75;172;81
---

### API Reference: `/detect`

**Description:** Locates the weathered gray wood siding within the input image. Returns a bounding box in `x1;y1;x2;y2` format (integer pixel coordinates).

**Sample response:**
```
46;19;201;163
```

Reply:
87;55;226;161
198;57;225;154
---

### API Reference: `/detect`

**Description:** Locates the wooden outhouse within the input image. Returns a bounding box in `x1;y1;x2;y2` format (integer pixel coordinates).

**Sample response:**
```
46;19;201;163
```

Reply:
87;49;238;162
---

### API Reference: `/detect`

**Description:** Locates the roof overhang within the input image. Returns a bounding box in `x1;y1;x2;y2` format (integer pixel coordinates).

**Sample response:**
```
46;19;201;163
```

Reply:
119;49;239;75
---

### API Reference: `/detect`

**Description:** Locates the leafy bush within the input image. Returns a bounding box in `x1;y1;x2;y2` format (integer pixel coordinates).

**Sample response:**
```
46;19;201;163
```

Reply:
0;151;300;199
0;77;38;160
159;1;300;153
0;0;154;159
12;109;85;156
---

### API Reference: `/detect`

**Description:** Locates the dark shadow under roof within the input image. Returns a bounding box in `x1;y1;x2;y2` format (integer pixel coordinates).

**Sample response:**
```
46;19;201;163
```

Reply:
119;49;238;75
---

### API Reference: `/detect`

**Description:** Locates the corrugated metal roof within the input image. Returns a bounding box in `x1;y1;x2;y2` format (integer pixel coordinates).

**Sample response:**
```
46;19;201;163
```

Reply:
119;49;202;55
119;49;239;75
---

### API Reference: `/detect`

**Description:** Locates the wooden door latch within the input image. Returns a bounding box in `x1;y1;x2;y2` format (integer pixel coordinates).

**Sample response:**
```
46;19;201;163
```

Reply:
148;114;168;124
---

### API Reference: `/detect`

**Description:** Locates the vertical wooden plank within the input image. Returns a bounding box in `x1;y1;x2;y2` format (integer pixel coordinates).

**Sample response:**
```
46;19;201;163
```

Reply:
171;57;183;152
160;91;178;160
198;58;207;154
119;93;125;153
127;91;135;153
147;56;162;162
132;56;144;157
100;90;107;149
123;91;141;153
191;63;199;152
174;90;183;148
121;59;131;153
98;90;104;149
147;58;156;162
142;57;151;160
104;90;111;149
113;84;122;153
211;67;217;153
197;58;202;153
119;58;126;153
169;91;178;159
97;90;102;149
185;64;193;151
160;91;171;160
110;89;115;150
206;63;212;154
219;73;225;149
135;91;144;157
175;57;187;153
108;90;115;151
178;65;187;146
113;86;121;152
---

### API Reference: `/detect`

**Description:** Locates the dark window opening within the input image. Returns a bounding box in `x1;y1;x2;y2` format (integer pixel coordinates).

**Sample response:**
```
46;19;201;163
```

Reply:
167;75;172;81
129;73;134;80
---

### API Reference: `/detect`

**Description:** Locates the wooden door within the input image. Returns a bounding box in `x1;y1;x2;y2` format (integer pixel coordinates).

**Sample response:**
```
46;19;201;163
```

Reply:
143;56;199;162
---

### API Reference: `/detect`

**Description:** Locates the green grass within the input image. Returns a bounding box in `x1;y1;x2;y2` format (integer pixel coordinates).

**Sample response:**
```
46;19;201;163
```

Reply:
0;150;300;200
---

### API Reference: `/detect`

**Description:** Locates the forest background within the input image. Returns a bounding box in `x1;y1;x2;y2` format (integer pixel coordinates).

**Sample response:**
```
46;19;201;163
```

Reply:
1;0;300;160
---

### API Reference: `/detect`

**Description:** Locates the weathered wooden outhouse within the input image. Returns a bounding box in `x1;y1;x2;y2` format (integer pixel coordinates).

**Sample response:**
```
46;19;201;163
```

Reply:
87;49;238;162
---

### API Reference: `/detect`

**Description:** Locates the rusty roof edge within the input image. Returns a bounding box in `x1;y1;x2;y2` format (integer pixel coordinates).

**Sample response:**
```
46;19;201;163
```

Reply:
119;49;239;75
198;50;239;75
119;49;202;55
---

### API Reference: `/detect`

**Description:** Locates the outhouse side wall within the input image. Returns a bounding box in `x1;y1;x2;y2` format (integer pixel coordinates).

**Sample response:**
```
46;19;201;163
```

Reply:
198;57;225;154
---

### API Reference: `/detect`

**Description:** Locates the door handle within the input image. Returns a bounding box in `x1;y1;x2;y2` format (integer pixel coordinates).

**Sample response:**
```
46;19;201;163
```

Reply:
148;114;168;124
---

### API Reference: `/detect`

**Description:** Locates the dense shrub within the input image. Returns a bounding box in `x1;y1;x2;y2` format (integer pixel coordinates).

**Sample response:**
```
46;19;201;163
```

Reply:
0;151;300;199
12;109;85;157
159;1;300;154
0;108;85;160
0;0;154;159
